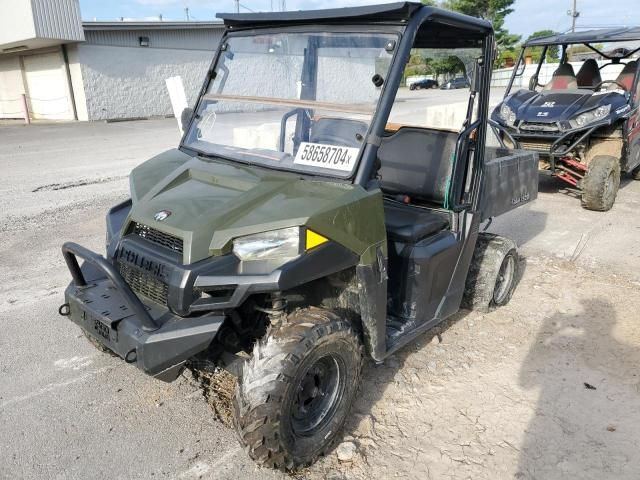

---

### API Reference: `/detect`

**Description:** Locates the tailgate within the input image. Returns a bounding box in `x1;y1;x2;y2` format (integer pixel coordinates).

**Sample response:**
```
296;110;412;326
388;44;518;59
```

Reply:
479;147;539;221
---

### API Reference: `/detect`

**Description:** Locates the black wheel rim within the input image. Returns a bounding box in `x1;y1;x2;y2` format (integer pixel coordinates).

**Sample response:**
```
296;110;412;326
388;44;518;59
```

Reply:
493;254;515;304
291;354;344;437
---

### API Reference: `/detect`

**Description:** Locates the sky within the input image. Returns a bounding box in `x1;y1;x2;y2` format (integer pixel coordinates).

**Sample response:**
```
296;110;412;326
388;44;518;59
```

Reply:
78;0;640;40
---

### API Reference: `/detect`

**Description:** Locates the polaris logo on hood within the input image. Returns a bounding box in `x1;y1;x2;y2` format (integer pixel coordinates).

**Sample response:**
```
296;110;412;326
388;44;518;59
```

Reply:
154;210;172;222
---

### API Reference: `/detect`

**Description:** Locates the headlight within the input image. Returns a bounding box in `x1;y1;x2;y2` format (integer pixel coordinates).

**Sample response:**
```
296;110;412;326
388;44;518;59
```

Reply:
499;104;517;126
570;104;611;128
233;227;300;261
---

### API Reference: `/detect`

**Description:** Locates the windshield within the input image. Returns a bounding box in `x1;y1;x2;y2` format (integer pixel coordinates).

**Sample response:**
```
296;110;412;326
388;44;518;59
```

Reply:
183;31;396;178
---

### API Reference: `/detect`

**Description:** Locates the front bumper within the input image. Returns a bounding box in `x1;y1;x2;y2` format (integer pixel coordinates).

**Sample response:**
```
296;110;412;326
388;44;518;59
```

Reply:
61;242;223;382
489;119;604;166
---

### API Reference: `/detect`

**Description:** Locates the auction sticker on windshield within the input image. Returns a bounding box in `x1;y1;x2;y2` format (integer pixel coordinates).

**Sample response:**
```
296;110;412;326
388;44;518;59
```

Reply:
293;142;359;172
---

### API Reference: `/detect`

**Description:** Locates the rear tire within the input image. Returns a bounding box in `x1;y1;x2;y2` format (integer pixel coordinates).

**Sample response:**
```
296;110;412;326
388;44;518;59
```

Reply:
409;84;416;91
462;233;519;313
581;155;620;211
233;308;363;471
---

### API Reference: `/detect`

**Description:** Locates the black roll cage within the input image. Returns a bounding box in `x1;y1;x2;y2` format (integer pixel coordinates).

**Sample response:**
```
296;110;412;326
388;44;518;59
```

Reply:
179;5;494;215
505;40;640;97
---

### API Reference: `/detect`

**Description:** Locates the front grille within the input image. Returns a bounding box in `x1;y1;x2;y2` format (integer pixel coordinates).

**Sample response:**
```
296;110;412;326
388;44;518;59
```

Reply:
118;262;169;306
519;122;560;133
519;139;553;152
132;223;183;254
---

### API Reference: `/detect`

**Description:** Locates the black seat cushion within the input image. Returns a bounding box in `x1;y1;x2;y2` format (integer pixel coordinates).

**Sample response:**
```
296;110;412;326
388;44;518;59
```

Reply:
544;63;577;90
384;202;449;243
378;127;457;206
616;60;638;91
576;59;602;88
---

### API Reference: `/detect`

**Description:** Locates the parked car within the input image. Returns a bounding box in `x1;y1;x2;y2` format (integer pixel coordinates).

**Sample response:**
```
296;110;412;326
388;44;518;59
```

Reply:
409;78;439;90
440;77;470;89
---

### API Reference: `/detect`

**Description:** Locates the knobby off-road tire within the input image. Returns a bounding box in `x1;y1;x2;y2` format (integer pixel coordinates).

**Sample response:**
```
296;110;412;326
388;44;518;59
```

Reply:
233;308;363;471
462;233;519;313
581;155;621;211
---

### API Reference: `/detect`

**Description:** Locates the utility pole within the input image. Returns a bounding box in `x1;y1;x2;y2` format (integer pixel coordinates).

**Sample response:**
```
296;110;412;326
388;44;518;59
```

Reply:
567;0;580;32
235;0;240;13
185;7;190;21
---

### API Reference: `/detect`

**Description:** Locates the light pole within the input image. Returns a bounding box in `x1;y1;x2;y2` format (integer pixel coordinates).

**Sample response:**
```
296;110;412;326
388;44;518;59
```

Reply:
567;0;580;32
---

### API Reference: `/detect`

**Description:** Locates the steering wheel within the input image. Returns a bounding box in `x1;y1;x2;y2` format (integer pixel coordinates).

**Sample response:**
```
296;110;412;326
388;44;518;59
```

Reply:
594;80;627;92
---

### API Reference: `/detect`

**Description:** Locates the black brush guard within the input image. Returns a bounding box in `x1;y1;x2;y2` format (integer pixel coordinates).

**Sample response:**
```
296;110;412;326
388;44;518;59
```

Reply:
60;242;223;382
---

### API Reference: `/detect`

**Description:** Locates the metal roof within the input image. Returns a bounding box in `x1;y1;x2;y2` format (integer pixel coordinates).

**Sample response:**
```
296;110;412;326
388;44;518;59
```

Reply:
525;26;640;47
217;2;492;33
216;2;423;26
82;21;224;31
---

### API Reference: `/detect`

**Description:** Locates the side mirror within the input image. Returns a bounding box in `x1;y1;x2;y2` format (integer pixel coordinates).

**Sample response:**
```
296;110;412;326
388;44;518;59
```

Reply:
180;107;193;133
528;75;538;91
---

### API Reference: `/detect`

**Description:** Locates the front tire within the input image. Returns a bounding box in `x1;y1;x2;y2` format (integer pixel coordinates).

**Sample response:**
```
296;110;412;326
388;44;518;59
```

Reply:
233;308;363;471
463;233;519;313
581;155;620;211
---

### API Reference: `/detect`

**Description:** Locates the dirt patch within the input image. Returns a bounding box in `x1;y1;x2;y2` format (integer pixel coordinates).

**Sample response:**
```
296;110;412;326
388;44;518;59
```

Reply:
190;368;237;427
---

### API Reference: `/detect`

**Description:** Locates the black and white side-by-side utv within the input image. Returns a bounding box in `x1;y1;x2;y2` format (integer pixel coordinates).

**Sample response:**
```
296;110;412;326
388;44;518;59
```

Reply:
491;27;640;211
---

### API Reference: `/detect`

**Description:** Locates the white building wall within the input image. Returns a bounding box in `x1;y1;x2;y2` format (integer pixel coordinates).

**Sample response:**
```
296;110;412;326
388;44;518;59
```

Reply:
77;44;211;121
0;0;36;46
65;44;88;121
31;0;84;42
0;0;83;51
83;27;222;50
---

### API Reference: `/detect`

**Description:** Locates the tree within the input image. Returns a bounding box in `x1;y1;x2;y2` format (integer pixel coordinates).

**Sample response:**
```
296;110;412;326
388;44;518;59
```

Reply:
443;0;521;52
525;30;559;63
402;51;464;84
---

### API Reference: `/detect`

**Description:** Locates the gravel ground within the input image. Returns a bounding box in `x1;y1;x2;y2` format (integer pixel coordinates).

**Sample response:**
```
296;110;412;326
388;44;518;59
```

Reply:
1;117;639;480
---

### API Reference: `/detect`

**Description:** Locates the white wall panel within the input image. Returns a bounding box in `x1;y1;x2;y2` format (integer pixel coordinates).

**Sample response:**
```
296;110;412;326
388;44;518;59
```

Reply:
83;28;222;51
32;0;84;41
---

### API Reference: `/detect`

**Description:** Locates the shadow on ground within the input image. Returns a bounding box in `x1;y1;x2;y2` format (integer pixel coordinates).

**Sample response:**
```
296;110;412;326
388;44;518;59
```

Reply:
516;297;640;479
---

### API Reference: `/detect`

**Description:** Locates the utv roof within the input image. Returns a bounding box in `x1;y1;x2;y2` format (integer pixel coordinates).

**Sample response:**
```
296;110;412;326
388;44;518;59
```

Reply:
525;26;640;47
216;1;492;32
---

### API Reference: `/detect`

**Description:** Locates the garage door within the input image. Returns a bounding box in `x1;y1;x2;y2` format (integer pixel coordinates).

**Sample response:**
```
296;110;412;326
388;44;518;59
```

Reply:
0;56;24;119
23;51;74;120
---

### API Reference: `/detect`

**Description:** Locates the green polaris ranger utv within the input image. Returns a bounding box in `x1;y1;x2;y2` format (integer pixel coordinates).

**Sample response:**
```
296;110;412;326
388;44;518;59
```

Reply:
59;2;537;471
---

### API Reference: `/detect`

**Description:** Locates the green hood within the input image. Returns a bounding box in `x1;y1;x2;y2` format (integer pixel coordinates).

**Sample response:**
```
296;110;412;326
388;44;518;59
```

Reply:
128;149;385;264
